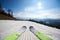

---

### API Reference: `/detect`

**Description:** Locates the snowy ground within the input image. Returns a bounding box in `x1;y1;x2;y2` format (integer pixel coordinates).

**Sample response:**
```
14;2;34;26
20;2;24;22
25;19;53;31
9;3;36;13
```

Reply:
0;20;60;40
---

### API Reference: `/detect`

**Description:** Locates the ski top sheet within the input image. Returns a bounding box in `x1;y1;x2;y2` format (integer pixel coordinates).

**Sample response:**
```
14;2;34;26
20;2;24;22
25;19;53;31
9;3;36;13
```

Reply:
3;32;20;40
29;26;52;40
3;26;27;40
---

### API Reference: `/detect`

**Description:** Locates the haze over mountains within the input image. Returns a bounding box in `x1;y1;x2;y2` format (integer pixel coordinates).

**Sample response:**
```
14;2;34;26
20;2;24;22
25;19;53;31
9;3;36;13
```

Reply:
15;17;60;29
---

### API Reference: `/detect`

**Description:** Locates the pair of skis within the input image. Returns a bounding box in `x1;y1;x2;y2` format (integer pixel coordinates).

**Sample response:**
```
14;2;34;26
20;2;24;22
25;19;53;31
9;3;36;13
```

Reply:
3;26;52;40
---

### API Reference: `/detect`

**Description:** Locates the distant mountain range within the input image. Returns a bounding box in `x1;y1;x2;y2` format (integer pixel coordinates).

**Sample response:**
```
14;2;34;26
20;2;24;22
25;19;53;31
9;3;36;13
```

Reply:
28;18;60;29
16;17;60;29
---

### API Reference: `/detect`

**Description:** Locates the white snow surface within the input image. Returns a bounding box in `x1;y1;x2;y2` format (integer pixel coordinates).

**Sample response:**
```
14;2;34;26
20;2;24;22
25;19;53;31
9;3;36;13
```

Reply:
0;20;60;40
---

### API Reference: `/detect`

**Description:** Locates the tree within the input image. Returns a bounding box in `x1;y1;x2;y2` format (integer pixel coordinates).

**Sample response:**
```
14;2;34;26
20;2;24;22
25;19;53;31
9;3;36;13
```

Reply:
7;9;13;16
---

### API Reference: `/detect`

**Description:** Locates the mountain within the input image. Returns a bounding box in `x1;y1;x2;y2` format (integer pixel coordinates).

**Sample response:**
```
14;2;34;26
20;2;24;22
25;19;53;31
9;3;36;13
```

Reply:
28;18;60;29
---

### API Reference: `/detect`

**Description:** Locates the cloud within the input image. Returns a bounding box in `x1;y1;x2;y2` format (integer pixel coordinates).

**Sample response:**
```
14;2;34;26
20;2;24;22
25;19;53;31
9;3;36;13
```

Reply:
24;7;35;12
39;8;60;19
14;8;60;19
24;2;43;12
40;12;60;19
14;0;59;19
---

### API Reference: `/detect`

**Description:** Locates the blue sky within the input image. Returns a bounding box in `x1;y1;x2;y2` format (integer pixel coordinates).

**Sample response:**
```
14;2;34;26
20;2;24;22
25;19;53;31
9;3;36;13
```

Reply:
0;0;60;19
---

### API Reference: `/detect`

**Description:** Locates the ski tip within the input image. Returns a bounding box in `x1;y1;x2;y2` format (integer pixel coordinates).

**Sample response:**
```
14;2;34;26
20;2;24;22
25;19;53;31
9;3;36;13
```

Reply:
22;26;27;29
29;26;34;30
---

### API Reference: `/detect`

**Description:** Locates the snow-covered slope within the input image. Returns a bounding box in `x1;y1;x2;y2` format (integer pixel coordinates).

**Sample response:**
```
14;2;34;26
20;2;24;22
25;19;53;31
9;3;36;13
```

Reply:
0;20;60;40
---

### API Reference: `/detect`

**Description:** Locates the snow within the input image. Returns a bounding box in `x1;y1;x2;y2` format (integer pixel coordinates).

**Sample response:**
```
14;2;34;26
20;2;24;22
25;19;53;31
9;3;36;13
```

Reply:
0;20;60;40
